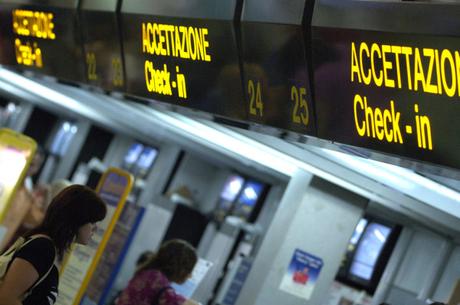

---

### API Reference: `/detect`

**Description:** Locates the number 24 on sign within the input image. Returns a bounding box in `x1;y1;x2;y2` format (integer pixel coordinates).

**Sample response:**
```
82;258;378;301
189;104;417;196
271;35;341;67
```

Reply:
248;80;309;127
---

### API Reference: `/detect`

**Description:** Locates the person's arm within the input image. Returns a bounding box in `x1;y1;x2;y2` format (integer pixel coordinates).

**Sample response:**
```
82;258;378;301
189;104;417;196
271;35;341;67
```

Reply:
0;258;39;305
0;188;33;252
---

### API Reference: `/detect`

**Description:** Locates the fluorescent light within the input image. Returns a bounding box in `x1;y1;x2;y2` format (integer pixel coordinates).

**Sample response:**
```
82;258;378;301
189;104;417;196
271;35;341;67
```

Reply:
321;149;414;189
377;161;460;203
0;68;103;122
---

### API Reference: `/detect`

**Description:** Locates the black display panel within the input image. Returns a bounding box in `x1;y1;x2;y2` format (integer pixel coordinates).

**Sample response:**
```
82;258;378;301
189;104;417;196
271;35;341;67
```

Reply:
241;0;316;135
79;0;125;91
0;0;85;83
312;0;460;170
121;0;246;120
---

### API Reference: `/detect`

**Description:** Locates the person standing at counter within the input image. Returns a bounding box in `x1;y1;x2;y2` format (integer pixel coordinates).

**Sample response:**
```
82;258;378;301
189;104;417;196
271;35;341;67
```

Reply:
0;185;107;305
116;239;201;305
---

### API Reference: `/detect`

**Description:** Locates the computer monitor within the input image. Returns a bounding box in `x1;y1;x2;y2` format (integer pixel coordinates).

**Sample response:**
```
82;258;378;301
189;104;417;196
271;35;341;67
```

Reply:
232;181;264;221
337;217;400;294
214;175;245;222
349;222;392;281
122;143;144;171
49;121;78;157
221;175;244;201
133;147;158;178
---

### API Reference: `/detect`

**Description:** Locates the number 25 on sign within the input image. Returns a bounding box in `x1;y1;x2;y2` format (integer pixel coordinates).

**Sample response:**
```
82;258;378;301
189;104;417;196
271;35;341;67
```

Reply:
248;80;263;117
291;85;309;126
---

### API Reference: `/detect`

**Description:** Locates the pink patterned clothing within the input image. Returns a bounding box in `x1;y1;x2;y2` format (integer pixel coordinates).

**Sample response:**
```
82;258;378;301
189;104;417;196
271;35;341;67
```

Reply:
116;270;186;305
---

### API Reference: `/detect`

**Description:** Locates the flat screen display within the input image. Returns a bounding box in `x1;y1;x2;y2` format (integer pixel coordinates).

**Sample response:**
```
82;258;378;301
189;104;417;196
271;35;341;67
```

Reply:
350;218;368;245
136;147;158;171
232;181;264;220
49;121;78;156
122;143;144;170
237;181;264;207
349;222;391;280
220;175;244;202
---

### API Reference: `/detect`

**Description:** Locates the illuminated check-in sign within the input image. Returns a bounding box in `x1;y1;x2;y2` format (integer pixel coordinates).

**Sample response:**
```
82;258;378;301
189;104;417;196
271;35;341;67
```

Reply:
142;22;211;98
79;0;125;91
12;9;55;68
121;0;245;119
241;0;316;135
312;0;460;170
0;0;84;83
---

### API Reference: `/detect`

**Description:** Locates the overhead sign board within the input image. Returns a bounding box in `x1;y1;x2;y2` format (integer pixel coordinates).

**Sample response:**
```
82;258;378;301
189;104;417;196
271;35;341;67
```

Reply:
121;0;246;119
241;0;316;135
312;0;460;170
79;0;125;91
0;0;85;83
0;0;459;172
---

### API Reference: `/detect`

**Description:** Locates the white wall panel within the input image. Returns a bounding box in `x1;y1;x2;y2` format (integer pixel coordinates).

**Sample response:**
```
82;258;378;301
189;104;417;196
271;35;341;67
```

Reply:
394;230;446;293
433;245;460;302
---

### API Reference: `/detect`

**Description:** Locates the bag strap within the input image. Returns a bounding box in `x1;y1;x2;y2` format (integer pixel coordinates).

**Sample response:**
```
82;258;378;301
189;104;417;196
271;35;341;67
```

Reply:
151;286;172;305
2;236;39;269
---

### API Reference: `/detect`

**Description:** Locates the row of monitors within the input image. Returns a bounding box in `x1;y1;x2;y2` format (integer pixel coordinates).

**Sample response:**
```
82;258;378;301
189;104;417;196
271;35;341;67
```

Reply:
214;175;266;223
0;0;459;172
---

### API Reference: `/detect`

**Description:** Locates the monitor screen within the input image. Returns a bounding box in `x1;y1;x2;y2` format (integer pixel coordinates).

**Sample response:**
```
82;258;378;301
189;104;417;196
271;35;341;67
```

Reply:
349;222;391;280
136;147;158;170
220;175;244;201
49;121;78;156
237;181;264;207
123;143;144;169
350;218;368;245
232;181;264;220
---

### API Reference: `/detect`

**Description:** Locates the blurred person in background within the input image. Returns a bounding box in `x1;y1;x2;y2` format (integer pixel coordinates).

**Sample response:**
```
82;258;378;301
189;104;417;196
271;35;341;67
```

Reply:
0;147;45;251
13;179;72;242
116;239;201;305
108;250;156;305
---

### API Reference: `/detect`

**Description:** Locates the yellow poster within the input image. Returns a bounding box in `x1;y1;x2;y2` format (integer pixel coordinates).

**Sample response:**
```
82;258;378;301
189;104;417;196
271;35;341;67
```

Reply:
56;168;133;305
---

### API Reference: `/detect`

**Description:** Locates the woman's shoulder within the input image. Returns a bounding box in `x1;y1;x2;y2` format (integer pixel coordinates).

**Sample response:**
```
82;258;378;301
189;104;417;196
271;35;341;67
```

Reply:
15;236;55;261
137;269;167;280
20;235;54;250
134;269;170;288
14;236;56;276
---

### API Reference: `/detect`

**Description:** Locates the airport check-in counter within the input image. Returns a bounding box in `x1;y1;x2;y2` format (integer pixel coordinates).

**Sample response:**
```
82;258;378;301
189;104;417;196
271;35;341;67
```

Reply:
193;217;252;305
1;0;460;305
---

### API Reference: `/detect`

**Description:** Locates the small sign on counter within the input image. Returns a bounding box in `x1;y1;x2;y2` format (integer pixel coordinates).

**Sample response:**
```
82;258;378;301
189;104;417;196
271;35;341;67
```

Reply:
279;248;324;300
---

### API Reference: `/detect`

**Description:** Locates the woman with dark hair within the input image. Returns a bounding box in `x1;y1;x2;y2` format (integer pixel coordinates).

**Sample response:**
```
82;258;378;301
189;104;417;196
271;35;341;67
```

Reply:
0;184;107;305
117;239;201;305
